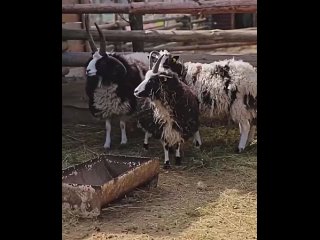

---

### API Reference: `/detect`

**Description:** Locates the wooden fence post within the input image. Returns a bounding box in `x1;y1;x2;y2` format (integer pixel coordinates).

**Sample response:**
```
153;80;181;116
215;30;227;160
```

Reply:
129;0;144;52
178;15;191;30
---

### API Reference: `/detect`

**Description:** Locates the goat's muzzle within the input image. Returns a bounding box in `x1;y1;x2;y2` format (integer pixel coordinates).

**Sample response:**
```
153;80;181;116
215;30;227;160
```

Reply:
134;89;141;98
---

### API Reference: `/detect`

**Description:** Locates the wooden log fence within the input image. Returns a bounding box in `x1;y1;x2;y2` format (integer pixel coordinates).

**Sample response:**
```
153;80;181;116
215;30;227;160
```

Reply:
62;0;257;15
191;18;207;24
193;25;209;30
62;1;257;64
94;15;186;30
115;41;255;52
62;52;257;67
151;22;184;30
62;28;257;43
144;42;255;52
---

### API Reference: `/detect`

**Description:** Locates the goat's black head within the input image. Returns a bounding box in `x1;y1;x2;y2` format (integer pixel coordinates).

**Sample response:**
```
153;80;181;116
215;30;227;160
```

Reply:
163;55;185;77
134;55;180;100
84;15;127;83
149;50;186;80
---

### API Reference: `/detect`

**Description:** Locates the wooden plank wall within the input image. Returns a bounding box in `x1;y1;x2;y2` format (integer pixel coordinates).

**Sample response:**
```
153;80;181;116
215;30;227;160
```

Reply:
62;0;87;77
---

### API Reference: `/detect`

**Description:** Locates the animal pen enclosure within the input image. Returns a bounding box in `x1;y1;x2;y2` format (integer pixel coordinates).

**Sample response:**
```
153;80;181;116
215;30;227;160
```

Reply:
62;0;257;239
62;0;256;109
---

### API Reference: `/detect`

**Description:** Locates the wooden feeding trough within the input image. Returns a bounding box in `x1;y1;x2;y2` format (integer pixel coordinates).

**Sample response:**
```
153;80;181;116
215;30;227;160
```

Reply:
62;154;160;218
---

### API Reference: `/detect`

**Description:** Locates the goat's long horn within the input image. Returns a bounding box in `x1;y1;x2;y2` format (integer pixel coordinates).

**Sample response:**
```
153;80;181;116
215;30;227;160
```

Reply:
109;55;128;76
94;22;107;56
148;51;160;70
84;14;98;52
94;22;127;75
152;54;164;74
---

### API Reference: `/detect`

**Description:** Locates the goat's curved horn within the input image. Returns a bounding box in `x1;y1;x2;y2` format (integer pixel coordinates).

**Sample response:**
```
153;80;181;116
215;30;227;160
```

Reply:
148;51;160;70
94;22;107;56
152;54;164;74
84;14;98;52
109;55;128;76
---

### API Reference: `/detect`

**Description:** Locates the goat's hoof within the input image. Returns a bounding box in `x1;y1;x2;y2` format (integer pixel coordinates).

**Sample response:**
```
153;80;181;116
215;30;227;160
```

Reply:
104;144;111;150
143;143;149;150
235;147;244;154
195;144;202;150
175;157;182;166
118;144;126;149
163;162;171;169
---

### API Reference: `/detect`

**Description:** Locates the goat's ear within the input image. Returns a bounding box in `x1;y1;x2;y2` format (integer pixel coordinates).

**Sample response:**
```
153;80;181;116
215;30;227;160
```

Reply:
172;56;179;62
196;64;202;71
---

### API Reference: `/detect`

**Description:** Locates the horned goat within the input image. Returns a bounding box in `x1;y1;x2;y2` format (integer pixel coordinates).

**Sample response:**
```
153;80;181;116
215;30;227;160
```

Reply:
84;15;149;149
134;55;201;168
151;50;257;153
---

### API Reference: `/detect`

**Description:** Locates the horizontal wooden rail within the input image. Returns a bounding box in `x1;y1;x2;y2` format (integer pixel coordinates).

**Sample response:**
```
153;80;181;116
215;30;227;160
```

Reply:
62;52;257;67
151;22;184;30
144;42;255;52
191;18;207;24
94;15;185;30
62;28;257;43
62;1;257;14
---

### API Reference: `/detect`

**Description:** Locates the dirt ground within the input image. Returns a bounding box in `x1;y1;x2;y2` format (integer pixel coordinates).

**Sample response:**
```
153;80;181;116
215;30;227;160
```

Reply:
62;41;257;240
62;117;257;240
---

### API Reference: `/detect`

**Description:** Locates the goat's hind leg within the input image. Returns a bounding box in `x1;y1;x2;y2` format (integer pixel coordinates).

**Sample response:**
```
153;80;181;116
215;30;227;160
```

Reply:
175;142;182;166
237;120;250;153
143;132;152;150
162;140;171;169
193;130;202;149
120;119;127;145
104;119;112;149
246;118;257;145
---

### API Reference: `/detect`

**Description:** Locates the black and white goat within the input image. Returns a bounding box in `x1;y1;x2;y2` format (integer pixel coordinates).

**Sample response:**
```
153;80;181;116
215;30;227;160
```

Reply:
84;16;149;149
134;55;201;168
151;50;257;153
140;51;202;150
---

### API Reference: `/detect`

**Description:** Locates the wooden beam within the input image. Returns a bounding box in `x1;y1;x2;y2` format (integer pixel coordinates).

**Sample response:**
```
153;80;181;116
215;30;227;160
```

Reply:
62;28;257;43
193;25;208;30
143;16;185;24
231;13;235;29
62;52;257;67
62;41;69;52
151;22;183;30
144;42;255;52
91;16;185;30
145;42;182;51
62;0;257;14
191;18;207;24
129;0;144;52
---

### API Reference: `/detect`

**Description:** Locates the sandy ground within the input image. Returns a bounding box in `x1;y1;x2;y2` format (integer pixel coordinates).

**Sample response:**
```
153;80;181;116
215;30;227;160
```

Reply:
62;119;256;240
62;45;257;240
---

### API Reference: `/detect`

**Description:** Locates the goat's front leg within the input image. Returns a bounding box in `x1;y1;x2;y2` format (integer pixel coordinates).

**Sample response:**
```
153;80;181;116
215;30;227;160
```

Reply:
246;118;257;145
238;120;250;153
120;119;127;145
193;130;202;148
143;132;152;150
175;142;182;165
162;140;171;169
104;119;111;149
247;125;256;145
